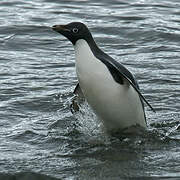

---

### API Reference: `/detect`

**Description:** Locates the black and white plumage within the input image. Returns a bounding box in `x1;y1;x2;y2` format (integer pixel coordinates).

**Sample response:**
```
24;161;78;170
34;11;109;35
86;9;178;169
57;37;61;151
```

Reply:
52;22;155;132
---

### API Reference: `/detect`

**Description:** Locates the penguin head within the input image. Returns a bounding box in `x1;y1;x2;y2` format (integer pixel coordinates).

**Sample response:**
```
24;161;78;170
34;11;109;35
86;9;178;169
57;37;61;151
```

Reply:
52;22;92;45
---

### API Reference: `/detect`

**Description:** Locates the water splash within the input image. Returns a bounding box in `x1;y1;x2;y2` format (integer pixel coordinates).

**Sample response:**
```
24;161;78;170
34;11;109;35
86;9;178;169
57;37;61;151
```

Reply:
73;101;110;144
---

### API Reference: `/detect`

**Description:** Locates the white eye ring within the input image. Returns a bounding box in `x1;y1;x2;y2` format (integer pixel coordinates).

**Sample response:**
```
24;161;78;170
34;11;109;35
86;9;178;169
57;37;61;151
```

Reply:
72;28;78;33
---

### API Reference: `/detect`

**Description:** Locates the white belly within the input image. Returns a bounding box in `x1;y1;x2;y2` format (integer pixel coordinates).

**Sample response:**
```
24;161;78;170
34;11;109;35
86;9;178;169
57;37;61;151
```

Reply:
74;39;146;132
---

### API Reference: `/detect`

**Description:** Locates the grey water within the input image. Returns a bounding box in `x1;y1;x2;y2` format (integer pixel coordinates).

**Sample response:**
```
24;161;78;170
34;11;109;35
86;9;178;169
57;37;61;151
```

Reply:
0;0;180;179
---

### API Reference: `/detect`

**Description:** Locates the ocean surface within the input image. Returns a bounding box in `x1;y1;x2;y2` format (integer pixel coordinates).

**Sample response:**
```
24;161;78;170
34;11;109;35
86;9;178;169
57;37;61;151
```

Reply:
0;0;180;179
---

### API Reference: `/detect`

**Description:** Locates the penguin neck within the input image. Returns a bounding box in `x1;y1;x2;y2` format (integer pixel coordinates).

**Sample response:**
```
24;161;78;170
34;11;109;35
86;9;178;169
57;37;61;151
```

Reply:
74;39;95;63
74;37;103;58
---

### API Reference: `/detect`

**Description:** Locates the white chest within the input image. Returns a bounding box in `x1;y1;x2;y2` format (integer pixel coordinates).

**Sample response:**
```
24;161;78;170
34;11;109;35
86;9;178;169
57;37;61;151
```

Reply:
74;40;114;88
73;39;146;131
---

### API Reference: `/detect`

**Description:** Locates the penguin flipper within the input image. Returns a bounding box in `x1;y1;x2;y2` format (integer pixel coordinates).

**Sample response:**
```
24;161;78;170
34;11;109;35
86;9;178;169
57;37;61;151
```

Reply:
70;83;85;113
96;53;155;112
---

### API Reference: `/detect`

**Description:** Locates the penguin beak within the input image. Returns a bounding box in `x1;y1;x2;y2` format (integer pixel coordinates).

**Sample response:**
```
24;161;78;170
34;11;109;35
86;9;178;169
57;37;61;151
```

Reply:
52;25;71;33
52;24;76;45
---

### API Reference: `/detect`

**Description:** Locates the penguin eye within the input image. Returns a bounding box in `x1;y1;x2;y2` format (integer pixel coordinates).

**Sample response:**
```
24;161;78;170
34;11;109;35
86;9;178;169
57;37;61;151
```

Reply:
72;28;79;33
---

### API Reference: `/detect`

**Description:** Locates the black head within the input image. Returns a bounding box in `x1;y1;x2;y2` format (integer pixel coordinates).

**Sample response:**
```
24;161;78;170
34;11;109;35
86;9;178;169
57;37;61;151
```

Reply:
52;22;93;45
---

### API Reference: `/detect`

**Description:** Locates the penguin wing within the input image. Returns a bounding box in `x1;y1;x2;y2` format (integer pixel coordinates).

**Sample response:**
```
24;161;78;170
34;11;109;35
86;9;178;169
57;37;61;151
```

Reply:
73;83;84;99
70;83;85;113
96;53;155;112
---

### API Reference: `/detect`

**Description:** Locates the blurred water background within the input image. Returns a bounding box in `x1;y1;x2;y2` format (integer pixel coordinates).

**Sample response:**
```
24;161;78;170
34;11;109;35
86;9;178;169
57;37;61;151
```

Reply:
0;0;180;179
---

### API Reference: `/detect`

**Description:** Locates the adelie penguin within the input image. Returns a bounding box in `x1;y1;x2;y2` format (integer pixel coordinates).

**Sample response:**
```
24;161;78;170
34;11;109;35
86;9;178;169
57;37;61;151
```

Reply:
52;22;155;133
